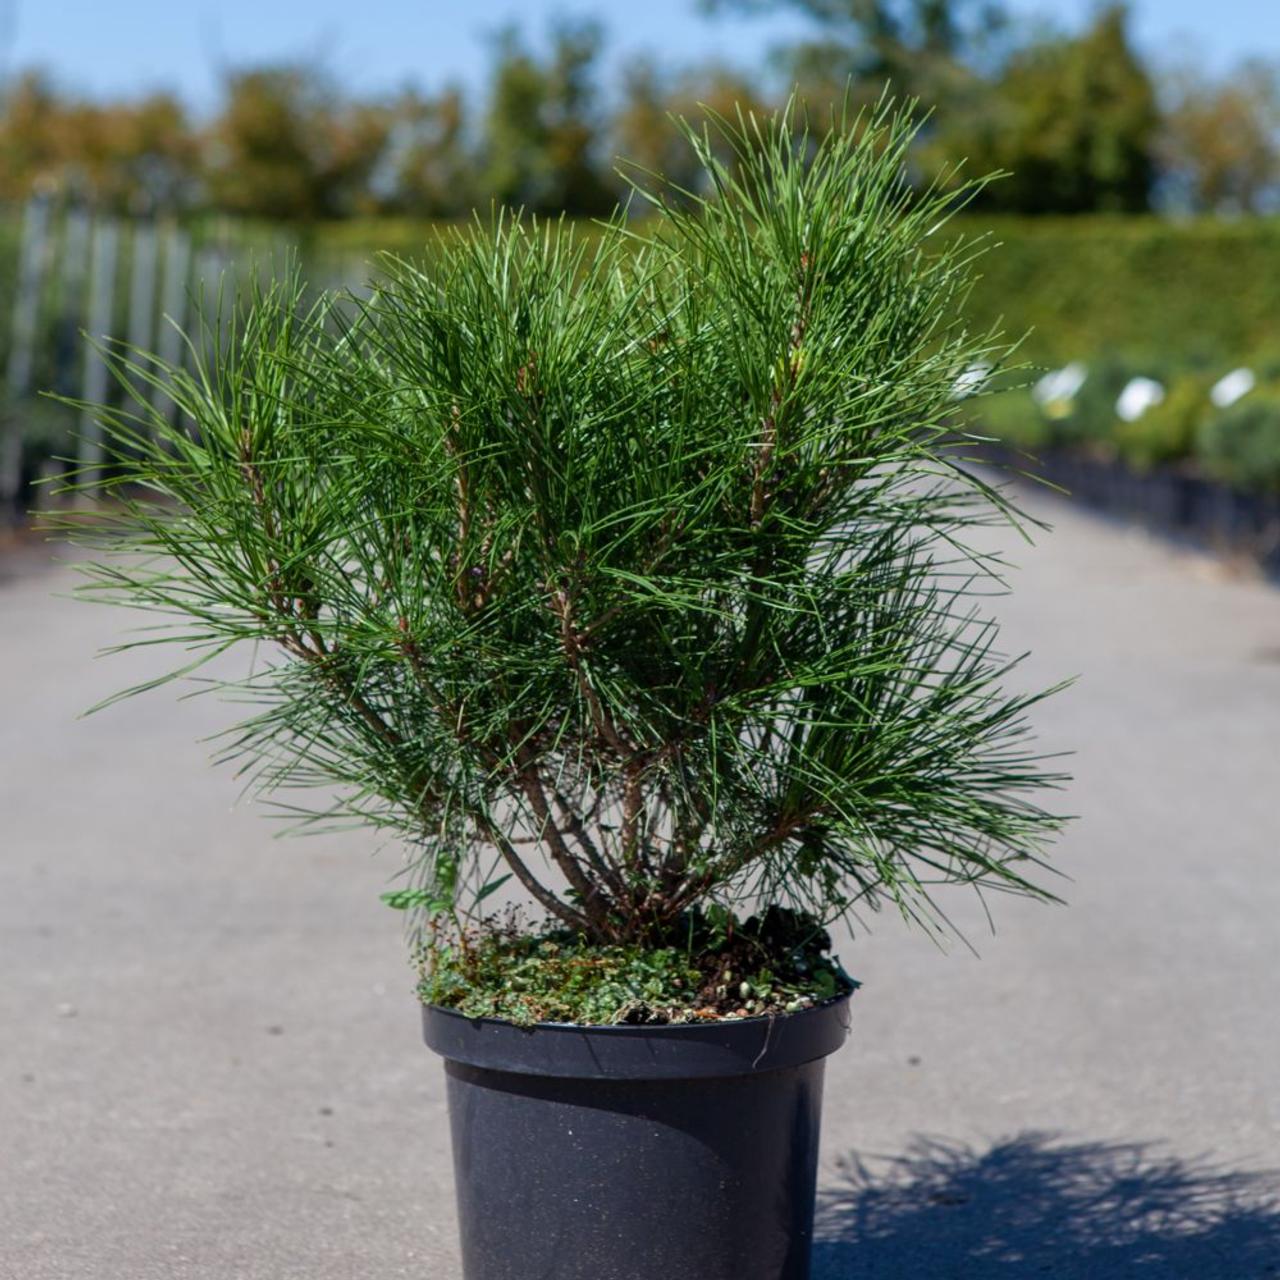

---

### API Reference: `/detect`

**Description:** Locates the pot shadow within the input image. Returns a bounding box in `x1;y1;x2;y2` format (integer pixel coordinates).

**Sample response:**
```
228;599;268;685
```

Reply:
812;1132;1280;1279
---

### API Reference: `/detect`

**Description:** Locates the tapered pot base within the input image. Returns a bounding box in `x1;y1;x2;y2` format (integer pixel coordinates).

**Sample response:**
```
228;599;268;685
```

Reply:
423;996;852;1280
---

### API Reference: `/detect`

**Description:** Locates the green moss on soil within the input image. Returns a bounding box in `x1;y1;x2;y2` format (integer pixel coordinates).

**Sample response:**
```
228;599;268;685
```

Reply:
417;906;855;1027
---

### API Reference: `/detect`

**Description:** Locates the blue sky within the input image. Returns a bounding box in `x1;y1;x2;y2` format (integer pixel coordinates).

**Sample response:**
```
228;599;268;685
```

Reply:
3;0;1273;108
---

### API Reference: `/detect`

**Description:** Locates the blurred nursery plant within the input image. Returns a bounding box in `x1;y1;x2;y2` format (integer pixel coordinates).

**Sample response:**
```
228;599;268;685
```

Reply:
1114;376;1210;470
60;98;1065;958
1197;391;1280;494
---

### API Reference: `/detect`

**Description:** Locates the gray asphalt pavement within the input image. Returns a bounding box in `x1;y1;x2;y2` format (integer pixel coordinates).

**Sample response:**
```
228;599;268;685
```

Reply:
3;491;1280;1279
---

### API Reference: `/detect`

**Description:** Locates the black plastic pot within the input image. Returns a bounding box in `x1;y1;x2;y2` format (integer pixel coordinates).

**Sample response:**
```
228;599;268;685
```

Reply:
423;994;853;1280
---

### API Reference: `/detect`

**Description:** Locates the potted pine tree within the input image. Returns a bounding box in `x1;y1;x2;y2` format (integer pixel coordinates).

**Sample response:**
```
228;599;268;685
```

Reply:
65;101;1064;1280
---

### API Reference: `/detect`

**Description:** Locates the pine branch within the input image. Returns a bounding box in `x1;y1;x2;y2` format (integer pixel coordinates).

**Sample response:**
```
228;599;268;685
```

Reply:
64;99;1067;948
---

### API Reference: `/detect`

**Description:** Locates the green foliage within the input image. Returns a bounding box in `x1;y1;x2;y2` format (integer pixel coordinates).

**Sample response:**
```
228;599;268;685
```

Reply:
1197;391;1280;494
950;4;1159;215
1;4;1265;223
710;2;1161;217
423;933;704;1027
974;354;1280;493
612;62;769;199
62;100;1065;948
1113;376;1210;471
954;216;1280;366
1159;59;1280;215
1048;355;1131;451
205;66;393;220
419;907;852;1025
380;88;477;219
0;7;1271;224
703;0;1007;99
976;385;1052;453
481;20;617;217
0;70;198;211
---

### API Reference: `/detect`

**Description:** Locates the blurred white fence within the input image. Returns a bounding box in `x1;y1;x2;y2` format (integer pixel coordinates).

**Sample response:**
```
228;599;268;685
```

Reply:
0;198;330;518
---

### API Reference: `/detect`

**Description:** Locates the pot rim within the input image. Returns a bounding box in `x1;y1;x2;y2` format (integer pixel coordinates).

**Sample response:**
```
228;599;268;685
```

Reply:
422;990;853;1081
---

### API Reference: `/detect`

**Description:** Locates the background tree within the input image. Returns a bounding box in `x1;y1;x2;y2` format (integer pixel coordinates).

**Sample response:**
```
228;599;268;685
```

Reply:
205;65;393;220
380;86;476;218
0;3;1254;222
941;4;1159;214
612;61;767;197
699;0;1158;216
0;71;197;210
0;71;67;202
701;0;1010;107
1158;59;1280;214
481;20;617;217
63;92;198;213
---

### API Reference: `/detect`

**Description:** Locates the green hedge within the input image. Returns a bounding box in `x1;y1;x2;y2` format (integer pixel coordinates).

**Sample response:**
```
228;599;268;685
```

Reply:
307;214;1280;367
953;215;1280;366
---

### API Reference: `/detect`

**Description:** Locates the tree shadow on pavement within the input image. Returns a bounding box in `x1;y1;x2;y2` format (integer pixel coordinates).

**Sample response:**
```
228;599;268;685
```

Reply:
813;1132;1280;1279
